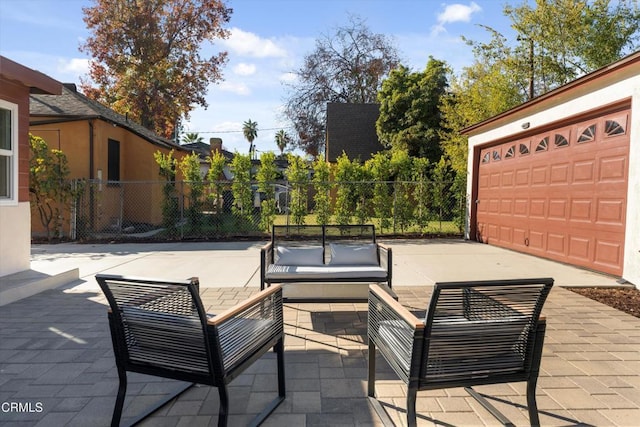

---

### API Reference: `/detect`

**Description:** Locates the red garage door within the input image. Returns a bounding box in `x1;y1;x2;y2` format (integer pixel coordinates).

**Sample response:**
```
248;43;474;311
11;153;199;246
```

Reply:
475;107;630;276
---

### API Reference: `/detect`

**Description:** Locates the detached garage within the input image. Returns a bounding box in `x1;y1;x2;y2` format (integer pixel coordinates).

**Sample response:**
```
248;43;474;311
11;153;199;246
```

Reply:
463;51;640;287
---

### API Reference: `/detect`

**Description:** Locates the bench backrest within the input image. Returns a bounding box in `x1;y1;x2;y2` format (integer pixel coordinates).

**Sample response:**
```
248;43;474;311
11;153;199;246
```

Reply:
96;274;213;377
272;225;375;244
271;225;376;264
421;278;553;386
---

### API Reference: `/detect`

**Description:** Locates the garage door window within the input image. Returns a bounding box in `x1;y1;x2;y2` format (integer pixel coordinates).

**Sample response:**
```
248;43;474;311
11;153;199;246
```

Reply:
0;100;17;204
578;124;596;143
535;137;548;152
605;120;625;136
519;143;530;155
554;134;569;148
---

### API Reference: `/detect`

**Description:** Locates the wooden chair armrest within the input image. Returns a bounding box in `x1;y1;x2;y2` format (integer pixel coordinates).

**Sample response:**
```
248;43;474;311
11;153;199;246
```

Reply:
208;284;282;326
369;284;422;330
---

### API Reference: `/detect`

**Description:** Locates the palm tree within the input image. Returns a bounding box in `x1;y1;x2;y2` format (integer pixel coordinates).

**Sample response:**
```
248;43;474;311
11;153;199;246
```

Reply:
242;119;258;158
274;129;290;157
181;132;204;144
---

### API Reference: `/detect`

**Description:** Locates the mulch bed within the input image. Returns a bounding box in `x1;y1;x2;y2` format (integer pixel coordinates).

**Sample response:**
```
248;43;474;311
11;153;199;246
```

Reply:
569;287;640;318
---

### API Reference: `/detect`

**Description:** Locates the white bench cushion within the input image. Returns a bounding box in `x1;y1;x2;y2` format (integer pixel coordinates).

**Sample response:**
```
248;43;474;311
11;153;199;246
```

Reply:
328;243;378;266
266;264;387;280
275;245;324;266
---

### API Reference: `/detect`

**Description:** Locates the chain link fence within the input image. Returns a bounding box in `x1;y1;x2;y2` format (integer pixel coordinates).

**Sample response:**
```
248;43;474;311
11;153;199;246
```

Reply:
51;179;466;241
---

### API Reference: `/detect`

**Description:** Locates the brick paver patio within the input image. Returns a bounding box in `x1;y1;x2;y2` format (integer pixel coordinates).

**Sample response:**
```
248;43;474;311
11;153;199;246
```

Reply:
1;283;640;426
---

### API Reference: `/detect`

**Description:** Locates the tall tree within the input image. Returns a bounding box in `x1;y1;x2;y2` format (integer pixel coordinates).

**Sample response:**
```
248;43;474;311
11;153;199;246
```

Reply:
283;16;400;157
440;28;525;174
242;119;258;158
274;129;290;157
376;58;449;162
80;0;232;139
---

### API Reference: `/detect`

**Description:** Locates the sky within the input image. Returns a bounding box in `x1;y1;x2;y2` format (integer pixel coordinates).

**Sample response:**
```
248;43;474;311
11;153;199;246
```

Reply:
0;0;518;155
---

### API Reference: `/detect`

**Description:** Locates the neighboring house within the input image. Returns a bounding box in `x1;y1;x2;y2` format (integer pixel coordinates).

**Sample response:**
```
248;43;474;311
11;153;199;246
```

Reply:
462;50;640;287
182;138;234;180
0;56;62;278
325;103;384;163
29;83;189;235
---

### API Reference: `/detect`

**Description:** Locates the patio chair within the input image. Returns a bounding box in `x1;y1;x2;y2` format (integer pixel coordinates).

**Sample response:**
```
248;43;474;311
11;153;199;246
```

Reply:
96;274;285;427
367;278;553;427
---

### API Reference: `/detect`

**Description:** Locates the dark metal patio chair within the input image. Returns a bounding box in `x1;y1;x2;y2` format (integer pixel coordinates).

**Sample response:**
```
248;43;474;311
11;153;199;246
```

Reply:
96;274;285;427
368;278;554;427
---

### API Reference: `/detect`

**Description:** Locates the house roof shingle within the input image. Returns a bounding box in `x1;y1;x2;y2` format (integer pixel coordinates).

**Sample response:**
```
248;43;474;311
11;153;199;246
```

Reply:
29;84;184;151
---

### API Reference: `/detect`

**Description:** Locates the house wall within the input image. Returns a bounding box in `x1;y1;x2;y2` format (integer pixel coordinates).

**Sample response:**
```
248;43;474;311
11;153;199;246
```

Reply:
0;79;31;275
466;67;640;287
30;119;186;235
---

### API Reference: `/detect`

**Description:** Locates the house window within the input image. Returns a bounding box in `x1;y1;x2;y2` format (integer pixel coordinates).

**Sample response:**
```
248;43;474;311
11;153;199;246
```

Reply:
108;139;120;182
0;100;17;204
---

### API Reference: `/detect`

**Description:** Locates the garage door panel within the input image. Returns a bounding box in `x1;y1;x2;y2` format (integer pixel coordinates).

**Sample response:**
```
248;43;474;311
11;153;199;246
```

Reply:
515;169;530;186
550;163;570;184
594;239;623;269
569;199;592;222
573;160;595;183
548;199;568;219
531;166;548;185
568;236;591;260
502;170;514;186
529;199;546;217
599;155;626;181
547;233;566;256
514;199;528;216
595;199;625;225
475;106;629;276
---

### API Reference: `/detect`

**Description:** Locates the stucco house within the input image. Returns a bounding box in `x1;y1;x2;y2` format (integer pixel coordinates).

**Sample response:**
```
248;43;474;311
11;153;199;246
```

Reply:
325;102;384;163
29;84;189;236
463;50;640;287
0;56;62;279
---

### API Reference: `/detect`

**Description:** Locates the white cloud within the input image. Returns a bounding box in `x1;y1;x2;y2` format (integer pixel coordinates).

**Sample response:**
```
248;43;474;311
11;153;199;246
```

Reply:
57;57;89;75
216;81;251;96
221;27;288;58
432;2;482;36
233;62;256;76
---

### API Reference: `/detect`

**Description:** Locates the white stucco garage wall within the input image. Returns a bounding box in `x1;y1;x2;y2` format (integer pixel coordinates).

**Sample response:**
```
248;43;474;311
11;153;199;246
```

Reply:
465;67;640;287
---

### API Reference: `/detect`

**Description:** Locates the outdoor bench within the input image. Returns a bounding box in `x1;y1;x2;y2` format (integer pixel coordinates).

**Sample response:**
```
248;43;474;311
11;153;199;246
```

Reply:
260;224;393;301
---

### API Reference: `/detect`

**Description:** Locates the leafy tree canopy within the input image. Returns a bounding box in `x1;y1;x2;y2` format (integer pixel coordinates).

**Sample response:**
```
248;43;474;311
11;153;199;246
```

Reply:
80;0;232;139
283;15;400;157
376;58;449;162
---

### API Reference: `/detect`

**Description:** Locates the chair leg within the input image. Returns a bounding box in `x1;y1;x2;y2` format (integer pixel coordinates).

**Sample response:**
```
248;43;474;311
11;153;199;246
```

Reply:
276;337;286;399
248;339;286;427
527;378;540;427
218;385;230;427
407;386;418;427
111;366;127;427
367;341;376;397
